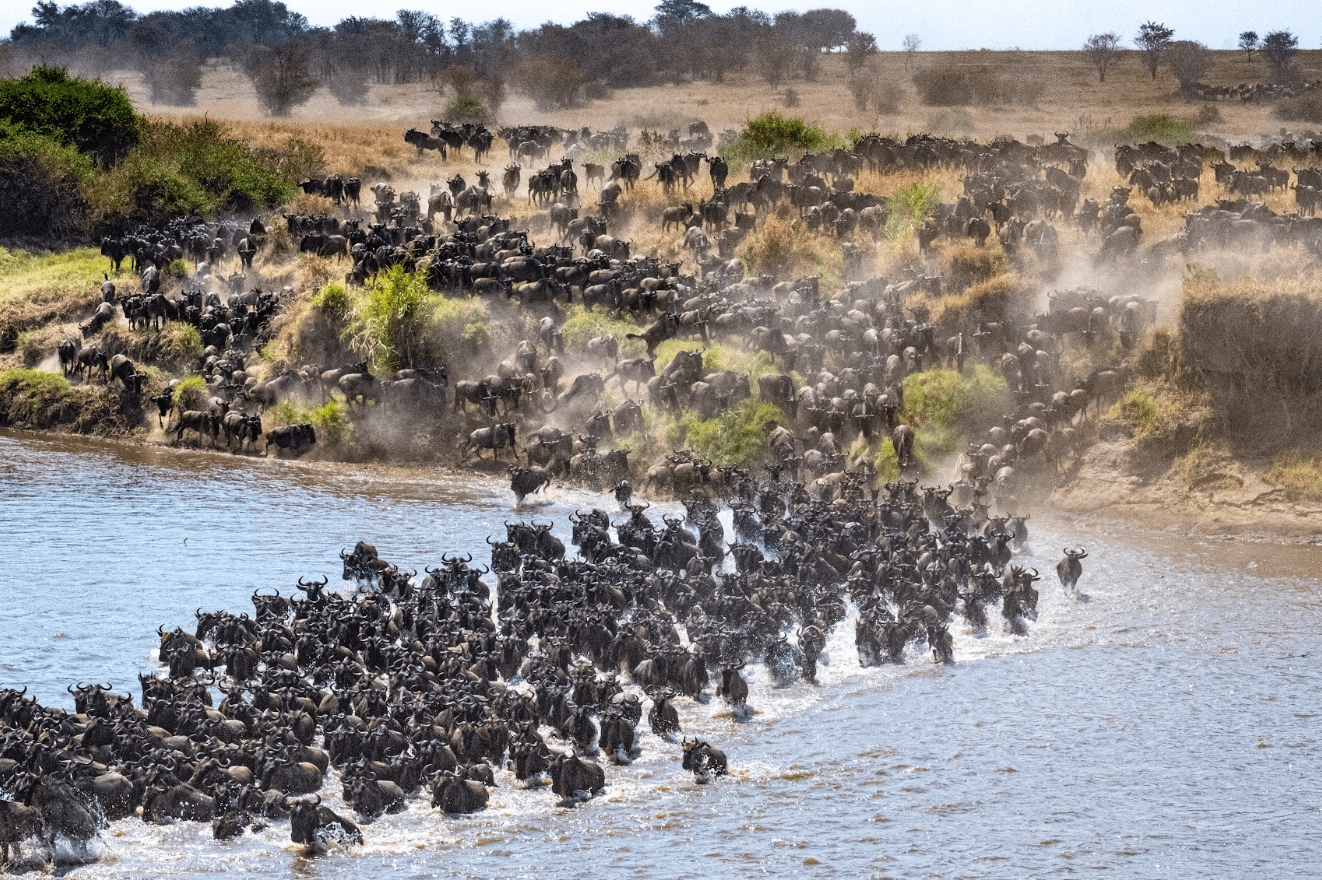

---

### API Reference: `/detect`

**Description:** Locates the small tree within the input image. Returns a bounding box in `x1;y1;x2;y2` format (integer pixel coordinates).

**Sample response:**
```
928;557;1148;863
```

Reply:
1166;40;1211;98
845;31;875;73
1136;21;1174;79
1238;31;1259;60
754;30;796;88
902;33;921;70
1083;32;1123;83
1261;30;1299;82
246;42;319;116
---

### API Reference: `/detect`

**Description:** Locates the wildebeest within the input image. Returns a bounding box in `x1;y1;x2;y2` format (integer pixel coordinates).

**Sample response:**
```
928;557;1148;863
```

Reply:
174;410;220;446
0;799;44;867
464;423;517;461
265;423;316;456
509;465;553;504
548;752;605;798
626;313;681;357
287;796;362;849
892;423;915;470
1057;547;1087;591
681;738;728;781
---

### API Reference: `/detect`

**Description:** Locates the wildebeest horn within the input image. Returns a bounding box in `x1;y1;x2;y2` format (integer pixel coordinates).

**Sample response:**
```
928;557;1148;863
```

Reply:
339;549;348;559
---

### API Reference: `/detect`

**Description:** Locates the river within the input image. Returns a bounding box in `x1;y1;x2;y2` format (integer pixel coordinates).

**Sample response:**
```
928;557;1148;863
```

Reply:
1;429;1319;878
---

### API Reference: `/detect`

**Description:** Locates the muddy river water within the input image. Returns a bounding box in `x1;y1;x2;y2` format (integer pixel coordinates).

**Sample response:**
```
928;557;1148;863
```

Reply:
1;430;1319;878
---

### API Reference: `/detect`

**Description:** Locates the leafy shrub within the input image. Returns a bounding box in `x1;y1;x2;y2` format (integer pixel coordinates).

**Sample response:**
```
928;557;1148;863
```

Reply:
172;375;208;412
667;399;786;465
884;181;941;241
273;400;351;445
443;95;488;123
345;266;491;371
722;112;841;164
311;282;348;315
1102;114;1197;145
1195;104;1221;125
0;121;93;239
346;264;428;372
87;118;296;222
0;66;141;166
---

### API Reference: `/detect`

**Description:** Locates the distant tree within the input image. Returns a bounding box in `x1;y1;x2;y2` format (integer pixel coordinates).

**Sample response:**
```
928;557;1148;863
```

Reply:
653;0;712;30
1135;21;1173;79
1166;40;1210;98
245;39;319;116
1261;30;1298;81
755;28;795;88
798;8;856;52
1083;32;1123;83
1238;31;1259;60
845;31;876;73
902;32;920;69
510;53;588;109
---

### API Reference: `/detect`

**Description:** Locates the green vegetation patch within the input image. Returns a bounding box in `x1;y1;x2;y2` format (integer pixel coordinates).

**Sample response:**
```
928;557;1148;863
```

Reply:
1099;114;1197;146
272;399;350;445
87;117;298;220
1266;451;1322;501
0;367;126;432
722;112;842;166
0;66;141;165
868;365;1009;476
884;181;942;242
0;246;105;303
342;266;491;372
666;399;786;465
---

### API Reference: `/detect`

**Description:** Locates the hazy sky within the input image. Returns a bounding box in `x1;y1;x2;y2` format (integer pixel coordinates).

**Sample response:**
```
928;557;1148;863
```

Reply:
2;0;1316;52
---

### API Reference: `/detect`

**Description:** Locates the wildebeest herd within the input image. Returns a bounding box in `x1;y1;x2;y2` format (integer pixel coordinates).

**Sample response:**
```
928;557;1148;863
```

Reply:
0;456;1090;866
62;119;1321;522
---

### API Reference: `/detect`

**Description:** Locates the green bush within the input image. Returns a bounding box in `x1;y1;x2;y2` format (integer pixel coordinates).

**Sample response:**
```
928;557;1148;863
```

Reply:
1102;114;1197;145
0;66;141;166
344;266;492;371
884;181;942;241
443;95;488;123
273;399;351;444
87;117;296;223
667;399;786;465
722;111;842;165
311;282;348;315
899;364;1009;467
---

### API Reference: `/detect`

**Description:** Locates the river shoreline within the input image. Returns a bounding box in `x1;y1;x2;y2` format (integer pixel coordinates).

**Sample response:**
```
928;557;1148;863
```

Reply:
8;420;1321;549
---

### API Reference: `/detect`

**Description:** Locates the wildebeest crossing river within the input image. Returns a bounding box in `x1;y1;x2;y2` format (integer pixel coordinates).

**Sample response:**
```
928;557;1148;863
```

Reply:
1;429;1320;877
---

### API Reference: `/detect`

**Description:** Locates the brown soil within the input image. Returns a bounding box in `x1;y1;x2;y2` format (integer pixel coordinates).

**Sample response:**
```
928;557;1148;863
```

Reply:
1053;434;1322;543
